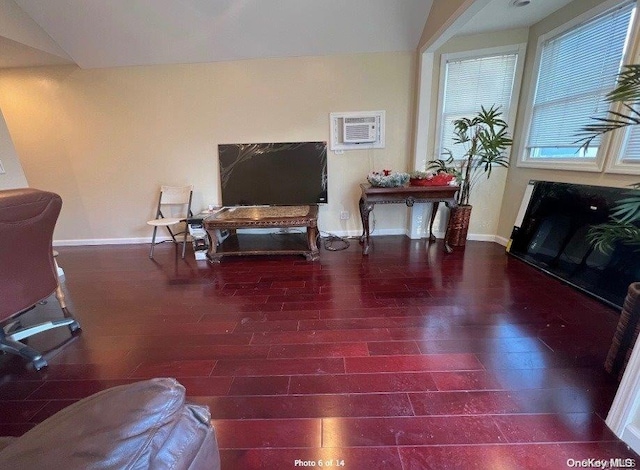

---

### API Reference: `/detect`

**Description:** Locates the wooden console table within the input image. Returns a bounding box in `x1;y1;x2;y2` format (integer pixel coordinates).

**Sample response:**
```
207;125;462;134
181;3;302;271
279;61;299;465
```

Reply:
359;183;459;254
204;205;319;263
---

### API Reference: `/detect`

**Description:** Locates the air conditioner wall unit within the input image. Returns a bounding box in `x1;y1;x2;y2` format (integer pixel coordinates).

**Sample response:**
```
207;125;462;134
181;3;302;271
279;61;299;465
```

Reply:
343;116;377;143
330;111;385;151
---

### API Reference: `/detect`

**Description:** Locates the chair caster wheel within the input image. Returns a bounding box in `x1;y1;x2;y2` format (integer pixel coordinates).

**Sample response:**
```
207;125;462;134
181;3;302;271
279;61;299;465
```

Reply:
32;357;48;371
68;321;81;334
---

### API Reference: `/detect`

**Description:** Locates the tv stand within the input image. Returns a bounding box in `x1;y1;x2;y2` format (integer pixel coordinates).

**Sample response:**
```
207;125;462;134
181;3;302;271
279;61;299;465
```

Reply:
204;205;319;263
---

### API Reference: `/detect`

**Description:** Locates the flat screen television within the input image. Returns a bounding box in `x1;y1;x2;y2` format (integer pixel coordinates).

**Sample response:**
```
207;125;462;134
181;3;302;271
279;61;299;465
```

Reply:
218;142;328;206
508;181;640;309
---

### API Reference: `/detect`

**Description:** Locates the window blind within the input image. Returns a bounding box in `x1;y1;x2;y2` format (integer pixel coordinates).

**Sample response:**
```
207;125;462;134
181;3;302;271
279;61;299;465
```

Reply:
440;53;518;159
620;117;640;162
527;2;634;156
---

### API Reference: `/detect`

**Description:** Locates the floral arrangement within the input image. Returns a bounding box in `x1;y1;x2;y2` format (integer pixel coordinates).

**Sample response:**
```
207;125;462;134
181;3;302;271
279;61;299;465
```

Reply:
367;169;410;188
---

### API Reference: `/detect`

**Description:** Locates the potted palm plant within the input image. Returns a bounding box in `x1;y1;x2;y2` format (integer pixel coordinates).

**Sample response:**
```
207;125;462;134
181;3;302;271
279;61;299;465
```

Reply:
428;105;512;246
577;64;640;379
577;64;640;253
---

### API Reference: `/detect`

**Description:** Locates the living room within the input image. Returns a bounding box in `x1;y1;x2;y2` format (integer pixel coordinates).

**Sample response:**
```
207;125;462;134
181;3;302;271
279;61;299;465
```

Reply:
1;0;640;468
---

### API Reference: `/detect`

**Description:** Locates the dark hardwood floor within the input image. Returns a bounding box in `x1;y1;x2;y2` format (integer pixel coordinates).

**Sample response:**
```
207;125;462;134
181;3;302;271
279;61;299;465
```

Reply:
1;237;638;469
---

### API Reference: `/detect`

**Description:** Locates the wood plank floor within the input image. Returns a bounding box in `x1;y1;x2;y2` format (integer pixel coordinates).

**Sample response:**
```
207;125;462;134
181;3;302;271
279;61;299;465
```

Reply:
1;237;638;469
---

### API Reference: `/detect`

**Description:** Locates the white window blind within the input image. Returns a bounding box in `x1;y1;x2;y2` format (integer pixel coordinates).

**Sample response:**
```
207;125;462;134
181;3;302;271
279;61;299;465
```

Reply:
439;53;518;159
619;118;640;162
526;2;634;159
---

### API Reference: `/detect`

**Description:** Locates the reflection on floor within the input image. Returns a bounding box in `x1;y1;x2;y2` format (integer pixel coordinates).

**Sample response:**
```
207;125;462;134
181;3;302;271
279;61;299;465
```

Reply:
0;238;637;469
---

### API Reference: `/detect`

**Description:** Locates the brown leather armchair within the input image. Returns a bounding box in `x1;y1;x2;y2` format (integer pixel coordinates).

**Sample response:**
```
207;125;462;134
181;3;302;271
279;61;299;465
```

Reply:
0;188;80;370
0;378;221;470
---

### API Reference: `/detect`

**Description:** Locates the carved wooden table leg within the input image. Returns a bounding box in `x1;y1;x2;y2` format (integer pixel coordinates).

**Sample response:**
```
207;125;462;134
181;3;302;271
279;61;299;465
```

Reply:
206;229;222;263
306;225;320;261
428;201;440;242
444;201;456;253
359;197;374;255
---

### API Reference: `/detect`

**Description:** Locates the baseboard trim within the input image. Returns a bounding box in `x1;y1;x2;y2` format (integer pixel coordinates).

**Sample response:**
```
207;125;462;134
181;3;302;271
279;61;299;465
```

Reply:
53;237;167;247
53;232;508;247
493;235;509;246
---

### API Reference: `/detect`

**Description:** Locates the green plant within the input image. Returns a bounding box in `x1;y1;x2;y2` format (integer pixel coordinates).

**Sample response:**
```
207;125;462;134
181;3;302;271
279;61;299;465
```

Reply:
428;105;512;206
577;64;640;252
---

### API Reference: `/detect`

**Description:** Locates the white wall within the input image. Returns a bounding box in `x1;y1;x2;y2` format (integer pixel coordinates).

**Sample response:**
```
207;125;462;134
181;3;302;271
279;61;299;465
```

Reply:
0;52;416;243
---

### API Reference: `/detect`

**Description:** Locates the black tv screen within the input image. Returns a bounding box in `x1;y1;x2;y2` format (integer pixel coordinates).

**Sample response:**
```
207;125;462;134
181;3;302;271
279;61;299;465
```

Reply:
218;142;328;206
508;181;640;309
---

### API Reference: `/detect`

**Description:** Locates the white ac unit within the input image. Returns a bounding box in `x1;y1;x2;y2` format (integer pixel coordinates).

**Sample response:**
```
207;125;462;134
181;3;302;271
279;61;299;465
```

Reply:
329;111;385;151
343;116;377;143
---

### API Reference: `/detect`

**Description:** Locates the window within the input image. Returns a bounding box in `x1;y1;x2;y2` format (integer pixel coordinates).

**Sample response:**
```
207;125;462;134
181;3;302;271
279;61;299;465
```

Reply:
520;0;635;171
617;125;640;164
436;45;524;160
608;78;640;174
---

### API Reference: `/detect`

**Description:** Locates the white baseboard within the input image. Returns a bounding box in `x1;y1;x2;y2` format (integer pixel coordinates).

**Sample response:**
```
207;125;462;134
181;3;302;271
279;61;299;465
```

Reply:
53;232;509;247
53;237;167;247
494;235;509;246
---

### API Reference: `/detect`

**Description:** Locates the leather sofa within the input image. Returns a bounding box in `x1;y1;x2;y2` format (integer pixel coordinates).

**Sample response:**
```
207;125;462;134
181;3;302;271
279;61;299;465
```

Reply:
0;378;220;470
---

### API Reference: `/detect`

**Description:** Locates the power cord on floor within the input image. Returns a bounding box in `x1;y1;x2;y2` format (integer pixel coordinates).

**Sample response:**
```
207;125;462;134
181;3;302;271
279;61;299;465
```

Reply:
269;229;349;251
320;231;350;251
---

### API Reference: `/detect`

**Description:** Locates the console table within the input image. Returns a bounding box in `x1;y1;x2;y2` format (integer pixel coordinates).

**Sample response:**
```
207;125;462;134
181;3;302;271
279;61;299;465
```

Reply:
359;183;459;254
204;205;319;263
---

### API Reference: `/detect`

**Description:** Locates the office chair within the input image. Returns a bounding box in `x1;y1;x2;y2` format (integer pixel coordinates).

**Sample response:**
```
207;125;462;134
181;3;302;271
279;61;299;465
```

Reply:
0;188;81;371
147;185;193;259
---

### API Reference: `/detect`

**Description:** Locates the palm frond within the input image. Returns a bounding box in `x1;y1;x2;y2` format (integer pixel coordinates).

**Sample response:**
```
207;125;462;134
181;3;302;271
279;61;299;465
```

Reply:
577;63;640;151
573;64;640;252
575;105;640;148
587;222;640;254
433;105;512;205
610;193;640;224
605;64;640;103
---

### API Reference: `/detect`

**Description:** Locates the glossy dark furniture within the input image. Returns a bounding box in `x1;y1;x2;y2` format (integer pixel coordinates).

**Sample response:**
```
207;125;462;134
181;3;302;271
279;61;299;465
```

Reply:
204;205;319;263
508;181;640;309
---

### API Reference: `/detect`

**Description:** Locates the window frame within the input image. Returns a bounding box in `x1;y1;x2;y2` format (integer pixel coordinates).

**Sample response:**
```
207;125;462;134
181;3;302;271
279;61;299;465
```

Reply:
434;43;526;162
605;2;640;175
517;0;636;173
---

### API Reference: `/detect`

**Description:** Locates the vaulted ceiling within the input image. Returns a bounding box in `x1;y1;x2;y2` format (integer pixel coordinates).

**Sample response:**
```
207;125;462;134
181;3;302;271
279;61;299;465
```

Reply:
0;0;574;70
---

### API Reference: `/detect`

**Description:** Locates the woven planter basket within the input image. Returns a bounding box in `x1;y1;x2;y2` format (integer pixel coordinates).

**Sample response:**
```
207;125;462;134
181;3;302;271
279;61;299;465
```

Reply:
605;282;640;381
445;205;472;247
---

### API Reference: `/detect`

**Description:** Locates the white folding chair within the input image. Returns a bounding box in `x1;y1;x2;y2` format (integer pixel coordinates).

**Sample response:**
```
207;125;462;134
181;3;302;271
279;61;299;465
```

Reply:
147;185;193;259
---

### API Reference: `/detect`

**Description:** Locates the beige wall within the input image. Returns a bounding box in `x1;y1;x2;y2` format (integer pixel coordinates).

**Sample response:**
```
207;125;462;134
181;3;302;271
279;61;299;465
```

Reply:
497;0;639;239
0;51;416;243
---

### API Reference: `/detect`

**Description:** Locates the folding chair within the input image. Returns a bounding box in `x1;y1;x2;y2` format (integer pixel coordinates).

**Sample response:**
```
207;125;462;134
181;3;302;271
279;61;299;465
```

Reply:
147;185;193;259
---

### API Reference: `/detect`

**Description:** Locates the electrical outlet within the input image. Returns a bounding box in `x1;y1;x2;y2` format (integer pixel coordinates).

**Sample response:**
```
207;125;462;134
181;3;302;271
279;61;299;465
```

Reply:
340;211;350;220
0;160;5;175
